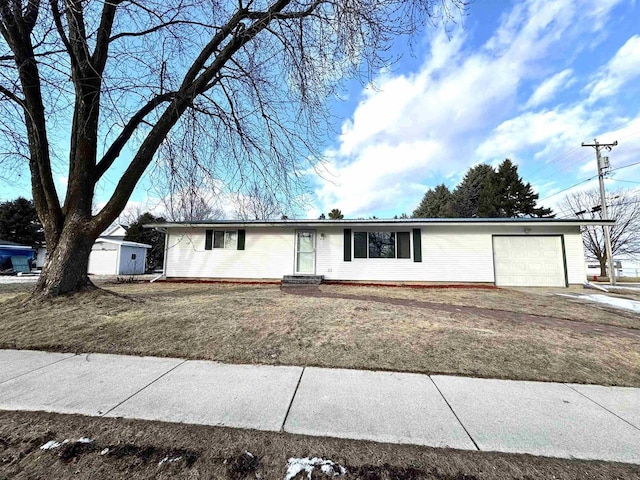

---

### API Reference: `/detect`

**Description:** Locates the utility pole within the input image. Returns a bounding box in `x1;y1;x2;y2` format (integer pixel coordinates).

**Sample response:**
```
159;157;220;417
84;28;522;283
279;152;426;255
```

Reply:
581;138;618;285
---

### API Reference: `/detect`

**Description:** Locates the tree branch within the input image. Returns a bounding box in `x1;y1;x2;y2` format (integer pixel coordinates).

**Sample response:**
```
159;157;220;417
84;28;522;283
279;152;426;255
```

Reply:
94;91;175;181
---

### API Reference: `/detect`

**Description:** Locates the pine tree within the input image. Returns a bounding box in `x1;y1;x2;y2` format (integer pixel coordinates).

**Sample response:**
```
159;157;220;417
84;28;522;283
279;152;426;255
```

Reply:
328;209;344;219
124;212;166;271
492;159;554;218
0;197;44;245
412;184;454;218
451;164;496;217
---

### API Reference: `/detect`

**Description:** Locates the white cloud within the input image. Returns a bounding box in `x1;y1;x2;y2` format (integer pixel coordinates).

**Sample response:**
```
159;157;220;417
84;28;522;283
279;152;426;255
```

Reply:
587;35;640;102
524;69;573;109
311;0;626;217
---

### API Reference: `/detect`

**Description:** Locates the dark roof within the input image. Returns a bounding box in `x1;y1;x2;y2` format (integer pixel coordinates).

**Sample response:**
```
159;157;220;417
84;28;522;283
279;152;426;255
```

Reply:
144;218;617;229
0;238;22;246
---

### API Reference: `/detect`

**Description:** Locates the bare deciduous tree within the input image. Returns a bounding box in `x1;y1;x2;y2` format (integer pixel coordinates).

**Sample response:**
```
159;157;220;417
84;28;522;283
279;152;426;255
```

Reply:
0;0;463;296
560;189;640;276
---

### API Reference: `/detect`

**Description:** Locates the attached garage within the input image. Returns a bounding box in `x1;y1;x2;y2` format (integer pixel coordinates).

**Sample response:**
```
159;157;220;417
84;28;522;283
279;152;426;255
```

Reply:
493;236;566;287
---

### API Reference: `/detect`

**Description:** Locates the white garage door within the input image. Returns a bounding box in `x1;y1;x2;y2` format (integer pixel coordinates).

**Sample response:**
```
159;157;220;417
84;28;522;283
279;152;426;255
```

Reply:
493;236;566;287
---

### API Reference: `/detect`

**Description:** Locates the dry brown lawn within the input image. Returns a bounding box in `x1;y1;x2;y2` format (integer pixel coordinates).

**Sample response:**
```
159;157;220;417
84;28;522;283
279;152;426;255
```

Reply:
2;410;639;480
0;281;639;387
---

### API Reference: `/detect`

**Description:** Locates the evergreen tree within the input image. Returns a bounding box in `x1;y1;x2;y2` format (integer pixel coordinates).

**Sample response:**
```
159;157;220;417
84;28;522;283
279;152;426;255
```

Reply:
451;164;496;217
412;184;454;218
0;197;44;245
328;209;344;219
124;212;166;271
413;160;553;219
492;159;554;218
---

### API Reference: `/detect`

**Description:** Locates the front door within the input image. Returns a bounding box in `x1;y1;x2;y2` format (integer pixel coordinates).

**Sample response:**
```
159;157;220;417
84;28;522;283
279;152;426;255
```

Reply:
295;230;316;275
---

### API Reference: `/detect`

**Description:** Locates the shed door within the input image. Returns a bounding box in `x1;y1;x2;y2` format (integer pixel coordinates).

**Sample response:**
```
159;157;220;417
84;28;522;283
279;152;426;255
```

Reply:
88;250;118;275
493;236;566;287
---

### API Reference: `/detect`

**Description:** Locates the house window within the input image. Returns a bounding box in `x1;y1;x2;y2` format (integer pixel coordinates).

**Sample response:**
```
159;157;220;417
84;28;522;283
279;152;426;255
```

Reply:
369;232;395;258
205;230;238;250
354;232;367;258
397;232;410;259
353;231;410;259
131;253;137;260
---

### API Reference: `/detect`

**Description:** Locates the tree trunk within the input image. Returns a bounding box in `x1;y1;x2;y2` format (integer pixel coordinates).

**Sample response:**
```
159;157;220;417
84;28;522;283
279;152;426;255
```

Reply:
599;258;607;278
34;217;97;297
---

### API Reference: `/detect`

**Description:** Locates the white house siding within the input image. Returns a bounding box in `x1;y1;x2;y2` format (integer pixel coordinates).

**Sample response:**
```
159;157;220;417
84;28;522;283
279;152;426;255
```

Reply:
118;245;147;275
164;224;587;285
563;231;587;284
315;224;586;284
165;227;295;279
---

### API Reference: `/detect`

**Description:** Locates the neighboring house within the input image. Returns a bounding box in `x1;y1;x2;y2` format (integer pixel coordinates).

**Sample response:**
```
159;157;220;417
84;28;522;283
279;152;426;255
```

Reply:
145;218;614;287
0;239;34;273
37;224;151;275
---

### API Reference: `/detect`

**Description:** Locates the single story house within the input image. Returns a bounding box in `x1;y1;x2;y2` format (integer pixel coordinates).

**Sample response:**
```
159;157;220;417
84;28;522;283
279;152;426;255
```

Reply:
145;218;615;287
0;239;34;273
37;224;151;275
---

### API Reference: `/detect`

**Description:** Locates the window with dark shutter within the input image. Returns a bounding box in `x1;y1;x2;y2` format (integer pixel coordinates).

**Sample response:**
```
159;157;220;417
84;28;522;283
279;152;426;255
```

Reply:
205;230;213;250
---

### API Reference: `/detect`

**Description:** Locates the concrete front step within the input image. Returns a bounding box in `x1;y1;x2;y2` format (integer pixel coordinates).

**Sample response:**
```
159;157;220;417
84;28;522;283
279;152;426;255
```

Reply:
282;275;324;285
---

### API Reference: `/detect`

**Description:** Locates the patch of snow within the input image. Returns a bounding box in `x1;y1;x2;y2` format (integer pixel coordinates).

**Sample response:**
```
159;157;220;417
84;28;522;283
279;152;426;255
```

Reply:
100;448;109;455
559;293;640;313
40;438;92;451
610;286;640;292
40;440;63;450
285;457;347;480
158;455;182;466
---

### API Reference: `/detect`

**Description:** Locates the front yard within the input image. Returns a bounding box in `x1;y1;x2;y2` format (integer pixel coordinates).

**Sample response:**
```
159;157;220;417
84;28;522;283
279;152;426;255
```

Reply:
1;281;638;387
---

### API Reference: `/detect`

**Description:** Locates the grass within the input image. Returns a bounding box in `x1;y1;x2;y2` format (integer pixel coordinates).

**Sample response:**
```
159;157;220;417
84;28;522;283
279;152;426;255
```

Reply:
1;410;639;480
1;281;639;386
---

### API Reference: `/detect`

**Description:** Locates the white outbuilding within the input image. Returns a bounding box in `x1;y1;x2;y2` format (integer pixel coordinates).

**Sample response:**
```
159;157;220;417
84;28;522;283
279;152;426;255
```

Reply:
36;224;151;275
88;238;151;275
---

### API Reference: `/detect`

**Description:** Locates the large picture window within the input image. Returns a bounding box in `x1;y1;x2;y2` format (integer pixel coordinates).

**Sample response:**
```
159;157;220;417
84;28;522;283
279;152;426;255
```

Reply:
353;231;411;259
369;232;395;258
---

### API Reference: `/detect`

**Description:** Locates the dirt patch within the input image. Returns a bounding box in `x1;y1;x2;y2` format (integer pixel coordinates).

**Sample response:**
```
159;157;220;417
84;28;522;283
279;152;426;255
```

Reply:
1;411;639;480
226;451;260;479
101;443;198;468
281;286;640;340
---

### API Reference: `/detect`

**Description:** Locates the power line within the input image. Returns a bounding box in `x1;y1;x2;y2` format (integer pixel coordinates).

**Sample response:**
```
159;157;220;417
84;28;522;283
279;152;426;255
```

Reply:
610;178;640;185
538;175;597;202
611;160;640;173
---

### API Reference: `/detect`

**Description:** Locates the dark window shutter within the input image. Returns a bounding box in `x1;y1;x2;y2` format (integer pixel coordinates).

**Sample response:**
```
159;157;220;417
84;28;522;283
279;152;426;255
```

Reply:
413;228;422;262
237;229;246;250
343;229;351;261
205;230;213;250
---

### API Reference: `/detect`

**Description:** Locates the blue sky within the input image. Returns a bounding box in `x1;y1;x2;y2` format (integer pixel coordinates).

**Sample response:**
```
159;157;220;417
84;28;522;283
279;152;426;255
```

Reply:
307;0;640;219
3;0;640;221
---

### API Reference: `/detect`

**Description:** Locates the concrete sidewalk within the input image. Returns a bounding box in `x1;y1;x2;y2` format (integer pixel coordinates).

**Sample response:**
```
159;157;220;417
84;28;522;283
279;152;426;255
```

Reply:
0;349;639;464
